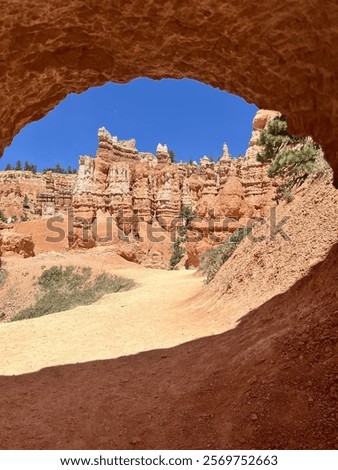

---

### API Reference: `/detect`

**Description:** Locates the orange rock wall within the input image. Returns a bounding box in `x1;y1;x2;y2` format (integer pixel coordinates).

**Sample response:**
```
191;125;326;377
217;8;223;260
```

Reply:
0;171;75;220
70;111;278;267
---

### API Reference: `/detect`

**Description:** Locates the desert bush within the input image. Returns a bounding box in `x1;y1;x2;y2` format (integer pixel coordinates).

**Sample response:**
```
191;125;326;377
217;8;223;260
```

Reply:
179;205;196;225
169;238;185;269
0;269;8;289
257;115;324;202
0;209;7;223
200;226;252;283
11;265;135;321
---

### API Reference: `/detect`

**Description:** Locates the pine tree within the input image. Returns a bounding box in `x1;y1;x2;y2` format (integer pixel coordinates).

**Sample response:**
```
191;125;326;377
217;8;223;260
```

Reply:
15;160;22;171
257;115;321;201
168;150;175;163
179;205;196;226
55;163;62;173
5;163;12;171
169;238;185;269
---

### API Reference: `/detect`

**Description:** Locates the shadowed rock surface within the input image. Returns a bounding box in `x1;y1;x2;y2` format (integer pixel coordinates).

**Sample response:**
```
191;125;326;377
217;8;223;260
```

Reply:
1;1;338;181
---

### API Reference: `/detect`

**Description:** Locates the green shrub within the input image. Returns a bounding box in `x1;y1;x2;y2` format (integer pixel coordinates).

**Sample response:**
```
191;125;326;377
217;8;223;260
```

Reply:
38;265;91;291
0;269;8;289
11;265;135;321
200;226;252;283
256;115;323;202
179;205;196;225
0;210;7;223
169;238;185;269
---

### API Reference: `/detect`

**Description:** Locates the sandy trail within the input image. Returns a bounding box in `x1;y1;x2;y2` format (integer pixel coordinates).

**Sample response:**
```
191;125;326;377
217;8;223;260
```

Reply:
0;265;206;376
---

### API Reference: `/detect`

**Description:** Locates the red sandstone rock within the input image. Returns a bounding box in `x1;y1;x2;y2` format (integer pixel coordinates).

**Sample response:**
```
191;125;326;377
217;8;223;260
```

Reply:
0;230;35;258
68;111;277;267
0;110;279;268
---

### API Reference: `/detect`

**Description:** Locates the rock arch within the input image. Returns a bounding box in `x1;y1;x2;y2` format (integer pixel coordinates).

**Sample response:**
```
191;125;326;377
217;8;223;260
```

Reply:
1;1;338;184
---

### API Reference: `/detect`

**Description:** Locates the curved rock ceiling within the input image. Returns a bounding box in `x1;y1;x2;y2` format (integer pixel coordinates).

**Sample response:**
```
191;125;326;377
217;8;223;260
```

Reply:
1;0;338;183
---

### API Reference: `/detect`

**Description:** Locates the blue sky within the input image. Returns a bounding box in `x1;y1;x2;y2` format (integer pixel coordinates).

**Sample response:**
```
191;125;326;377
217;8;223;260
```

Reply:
0;78;257;170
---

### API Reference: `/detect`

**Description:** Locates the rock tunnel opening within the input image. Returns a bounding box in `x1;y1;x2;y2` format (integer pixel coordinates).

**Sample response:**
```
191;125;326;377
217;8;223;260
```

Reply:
1;1;338;451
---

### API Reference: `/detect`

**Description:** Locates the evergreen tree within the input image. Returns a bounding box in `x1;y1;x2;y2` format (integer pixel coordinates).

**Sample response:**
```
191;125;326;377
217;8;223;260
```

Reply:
55;162;62;173
168;149;175;163
24;161;30;171
15;160;22;171
179;205;196;226
5;163;12;171
169;238;185;269
257;115;321;201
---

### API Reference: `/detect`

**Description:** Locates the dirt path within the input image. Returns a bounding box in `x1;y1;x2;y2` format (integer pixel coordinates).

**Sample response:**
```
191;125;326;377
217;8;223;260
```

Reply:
0;265;205;376
0;244;336;450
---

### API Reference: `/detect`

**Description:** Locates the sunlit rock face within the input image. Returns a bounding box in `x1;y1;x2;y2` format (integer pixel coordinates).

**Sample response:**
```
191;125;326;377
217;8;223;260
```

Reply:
0;110;294;267
69;111;276;267
0;223;34;259
0;170;75;220
1;1;338;183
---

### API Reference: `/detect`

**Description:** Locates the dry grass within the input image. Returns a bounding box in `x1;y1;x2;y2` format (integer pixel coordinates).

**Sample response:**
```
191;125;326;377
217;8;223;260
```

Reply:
12;265;135;321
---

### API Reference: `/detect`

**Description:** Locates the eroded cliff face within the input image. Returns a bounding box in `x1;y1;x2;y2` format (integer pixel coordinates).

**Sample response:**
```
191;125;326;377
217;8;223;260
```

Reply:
0;222;34;263
0;171;75;260
0;110;280;266
0;171;75;220
69;110;278;267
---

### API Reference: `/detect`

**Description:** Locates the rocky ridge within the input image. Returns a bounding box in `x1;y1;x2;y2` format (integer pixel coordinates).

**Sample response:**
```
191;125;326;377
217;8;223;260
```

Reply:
0;110;278;267
69;110;279;267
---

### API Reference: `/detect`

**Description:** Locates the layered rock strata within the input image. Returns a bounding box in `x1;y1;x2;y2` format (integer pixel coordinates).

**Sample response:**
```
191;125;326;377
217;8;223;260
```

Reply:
69;110;278;267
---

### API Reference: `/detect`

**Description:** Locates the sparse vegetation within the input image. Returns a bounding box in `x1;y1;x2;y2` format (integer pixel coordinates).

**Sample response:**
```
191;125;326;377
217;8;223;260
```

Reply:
169;238;186;269
257;115;325;202
0;209;7;223
179;205;196;225
200;226;252;283
169;205;196;269
43;163;77;174
0;269;8;289
4;161;37;173
168;149;175;163
11;265;135;321
3;161;77;174
15;160;22;171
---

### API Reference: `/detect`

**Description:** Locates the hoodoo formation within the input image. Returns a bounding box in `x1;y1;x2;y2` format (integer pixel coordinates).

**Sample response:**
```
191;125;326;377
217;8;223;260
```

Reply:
1;110;278;267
